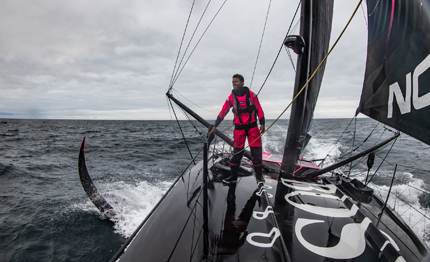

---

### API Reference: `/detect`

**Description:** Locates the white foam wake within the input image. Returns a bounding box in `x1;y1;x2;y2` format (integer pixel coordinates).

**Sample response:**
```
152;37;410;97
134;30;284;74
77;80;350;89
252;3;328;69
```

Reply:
351;171;430;248
81;179;173;238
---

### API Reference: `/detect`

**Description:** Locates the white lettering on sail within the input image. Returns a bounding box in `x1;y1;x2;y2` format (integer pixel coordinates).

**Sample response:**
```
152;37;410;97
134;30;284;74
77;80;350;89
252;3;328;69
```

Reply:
388;54;430;118
413;54;430;109
387;73;411;118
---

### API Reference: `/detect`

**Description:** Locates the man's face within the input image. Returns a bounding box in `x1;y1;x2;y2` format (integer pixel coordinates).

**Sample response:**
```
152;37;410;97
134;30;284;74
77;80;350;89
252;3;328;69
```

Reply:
232;77;244;90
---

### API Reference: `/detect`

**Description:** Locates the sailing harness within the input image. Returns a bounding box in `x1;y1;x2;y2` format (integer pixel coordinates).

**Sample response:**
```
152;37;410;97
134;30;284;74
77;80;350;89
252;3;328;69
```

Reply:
232;87;258;131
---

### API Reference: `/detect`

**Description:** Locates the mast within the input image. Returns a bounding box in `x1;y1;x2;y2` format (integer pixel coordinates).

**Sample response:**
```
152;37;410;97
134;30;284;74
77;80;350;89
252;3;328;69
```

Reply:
280;0;312;178
280;0;334;178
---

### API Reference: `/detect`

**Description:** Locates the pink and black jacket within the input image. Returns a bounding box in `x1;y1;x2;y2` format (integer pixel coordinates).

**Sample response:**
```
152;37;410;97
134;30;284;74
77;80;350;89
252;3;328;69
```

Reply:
214;87;265;130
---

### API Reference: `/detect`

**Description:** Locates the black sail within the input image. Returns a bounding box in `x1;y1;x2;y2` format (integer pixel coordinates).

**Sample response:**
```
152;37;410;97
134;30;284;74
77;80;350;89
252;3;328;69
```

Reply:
360;0;430;146
280;0;334;177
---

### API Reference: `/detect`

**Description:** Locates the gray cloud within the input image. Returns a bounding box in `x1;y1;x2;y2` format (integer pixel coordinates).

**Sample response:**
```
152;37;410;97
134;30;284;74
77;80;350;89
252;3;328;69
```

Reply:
0;0;369;120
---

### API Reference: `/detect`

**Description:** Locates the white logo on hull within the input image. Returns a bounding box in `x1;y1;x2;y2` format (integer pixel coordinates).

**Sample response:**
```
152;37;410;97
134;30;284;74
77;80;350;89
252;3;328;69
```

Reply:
253;206;274;220
295;217;372;259
246;227;281;248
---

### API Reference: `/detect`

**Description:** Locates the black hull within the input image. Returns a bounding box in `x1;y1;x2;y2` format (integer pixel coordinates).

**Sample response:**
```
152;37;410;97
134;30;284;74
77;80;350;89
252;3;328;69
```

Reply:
111;156;290;261
110;154;427;262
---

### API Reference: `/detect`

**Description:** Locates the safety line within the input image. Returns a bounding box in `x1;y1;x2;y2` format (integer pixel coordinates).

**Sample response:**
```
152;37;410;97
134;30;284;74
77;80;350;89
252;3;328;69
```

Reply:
377;186;430;221
234;0;364;156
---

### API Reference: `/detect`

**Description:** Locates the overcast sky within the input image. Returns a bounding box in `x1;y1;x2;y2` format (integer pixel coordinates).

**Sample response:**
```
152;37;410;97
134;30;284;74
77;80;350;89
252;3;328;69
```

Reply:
0;0;368;120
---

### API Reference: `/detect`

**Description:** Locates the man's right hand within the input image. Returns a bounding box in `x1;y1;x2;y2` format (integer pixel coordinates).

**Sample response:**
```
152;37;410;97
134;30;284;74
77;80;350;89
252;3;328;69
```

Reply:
208;126;216;137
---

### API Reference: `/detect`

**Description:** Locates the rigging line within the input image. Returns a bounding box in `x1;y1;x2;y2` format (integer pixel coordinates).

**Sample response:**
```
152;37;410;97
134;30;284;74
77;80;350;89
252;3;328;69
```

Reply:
411;216;425;229
188;194;211;259
194;121;208;139
167;96;184;171
171;0;229;86
169;98;197;164
219;123;234;134
377;187;430;221
397;184;411;201
372;154;430;196
360;0;368;27
114;143;204;262
359;136;424;175
341;129;389;170
402;205;411;224
349;187;429;258
172;0;213;85
352;116;357;155
373;127;387;146
183;164;213;261
285;46;296;72
170;0;197;88
250;0;273;89
341;122;382;159
235;0;364;156
368;0;381;17
186;203;199;261
178;106;206;140
320;116;356;167
256;0;302;96
187;200;206;261
183;111;210;134
171;88;216;113
166;176;205;261
291;15;301;33
351;122;380;152
344;138;397;172
189;221;206;261
347;117;357;176
350;142;398;176
366;134;399;186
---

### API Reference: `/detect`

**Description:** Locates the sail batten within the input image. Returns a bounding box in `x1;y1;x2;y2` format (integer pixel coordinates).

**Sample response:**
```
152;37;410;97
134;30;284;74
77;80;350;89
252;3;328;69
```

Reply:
360;0;430;146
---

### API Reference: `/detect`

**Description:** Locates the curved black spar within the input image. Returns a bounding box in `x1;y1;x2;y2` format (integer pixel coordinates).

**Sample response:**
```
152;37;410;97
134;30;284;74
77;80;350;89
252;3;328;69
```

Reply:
78;137;116;220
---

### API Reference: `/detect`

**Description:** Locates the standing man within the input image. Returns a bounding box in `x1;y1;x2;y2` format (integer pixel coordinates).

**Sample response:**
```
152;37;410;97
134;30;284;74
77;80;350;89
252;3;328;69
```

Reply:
208;74;265;184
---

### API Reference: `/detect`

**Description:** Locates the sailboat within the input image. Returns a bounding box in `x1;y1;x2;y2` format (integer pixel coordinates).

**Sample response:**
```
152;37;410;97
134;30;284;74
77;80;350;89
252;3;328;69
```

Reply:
78;0;430;261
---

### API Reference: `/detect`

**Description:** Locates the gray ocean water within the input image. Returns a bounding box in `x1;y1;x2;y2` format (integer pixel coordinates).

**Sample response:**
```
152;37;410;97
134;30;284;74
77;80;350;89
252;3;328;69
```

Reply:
1;118;429;261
